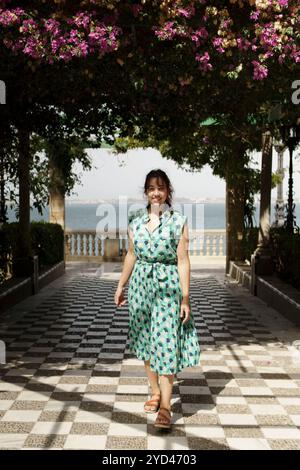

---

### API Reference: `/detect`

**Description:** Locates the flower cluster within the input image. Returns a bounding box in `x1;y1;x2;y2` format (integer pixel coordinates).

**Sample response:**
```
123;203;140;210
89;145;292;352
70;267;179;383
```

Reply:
196;51;213;71
0;0;299;80
251;60;268;79
153;0;299;80
0;7;24;26
0;7;122;61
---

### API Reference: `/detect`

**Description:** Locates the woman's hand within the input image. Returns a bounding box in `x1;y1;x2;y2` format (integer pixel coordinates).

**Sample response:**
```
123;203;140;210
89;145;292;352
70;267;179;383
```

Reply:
114;286;126;307
180;297;190;325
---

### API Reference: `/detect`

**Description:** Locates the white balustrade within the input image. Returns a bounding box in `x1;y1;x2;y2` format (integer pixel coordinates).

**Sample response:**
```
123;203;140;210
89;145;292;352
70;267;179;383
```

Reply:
65;229;226;260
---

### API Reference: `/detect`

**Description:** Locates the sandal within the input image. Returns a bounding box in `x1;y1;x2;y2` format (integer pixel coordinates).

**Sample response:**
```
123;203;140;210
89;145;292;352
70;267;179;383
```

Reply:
144;393;161;413
154;407;172;429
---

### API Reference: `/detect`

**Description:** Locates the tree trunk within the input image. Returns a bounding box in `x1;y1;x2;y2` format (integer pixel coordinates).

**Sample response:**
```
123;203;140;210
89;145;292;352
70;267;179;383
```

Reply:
49;187;65;230
48;153;65;230
14;128;32;276
256;131;273;249
252;130;274;276
48;153;66;261
225;151;247;274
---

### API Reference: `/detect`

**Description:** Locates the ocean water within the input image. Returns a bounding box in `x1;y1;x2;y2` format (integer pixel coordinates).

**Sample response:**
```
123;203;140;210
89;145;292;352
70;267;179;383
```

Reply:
6;202;300;231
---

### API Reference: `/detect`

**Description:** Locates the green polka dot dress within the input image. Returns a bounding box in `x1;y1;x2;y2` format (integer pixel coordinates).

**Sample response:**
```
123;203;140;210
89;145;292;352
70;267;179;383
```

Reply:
127;206;201;375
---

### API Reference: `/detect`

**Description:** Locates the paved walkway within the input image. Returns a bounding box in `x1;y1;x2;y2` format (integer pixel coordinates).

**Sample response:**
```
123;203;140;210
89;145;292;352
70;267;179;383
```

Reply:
0;262;300;450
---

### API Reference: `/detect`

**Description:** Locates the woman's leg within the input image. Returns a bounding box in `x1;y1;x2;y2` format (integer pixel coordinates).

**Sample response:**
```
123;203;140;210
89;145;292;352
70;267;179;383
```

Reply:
159;373;174;410
144;360;160;395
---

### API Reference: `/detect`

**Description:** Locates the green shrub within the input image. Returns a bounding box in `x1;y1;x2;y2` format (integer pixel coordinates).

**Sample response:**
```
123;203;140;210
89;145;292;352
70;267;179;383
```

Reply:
0;221;64;283
30;221;64;267
0;224;16;283
242;226;300;290
242;227;259;263
269;226;300;290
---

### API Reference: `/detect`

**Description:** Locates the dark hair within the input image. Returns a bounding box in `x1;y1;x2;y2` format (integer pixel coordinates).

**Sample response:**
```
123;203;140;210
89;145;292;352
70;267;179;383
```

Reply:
143;169;174;208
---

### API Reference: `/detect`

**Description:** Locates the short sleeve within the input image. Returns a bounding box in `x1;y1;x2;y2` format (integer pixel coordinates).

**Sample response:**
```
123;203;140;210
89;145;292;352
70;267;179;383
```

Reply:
127;209;143;236
128;211;135;230
127;211;136;236
174;213;187;240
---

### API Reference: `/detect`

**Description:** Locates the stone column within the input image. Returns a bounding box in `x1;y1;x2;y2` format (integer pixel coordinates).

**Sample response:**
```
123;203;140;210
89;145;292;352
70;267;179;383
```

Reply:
0;148;7;227
273;143;285;227
103;230;121;261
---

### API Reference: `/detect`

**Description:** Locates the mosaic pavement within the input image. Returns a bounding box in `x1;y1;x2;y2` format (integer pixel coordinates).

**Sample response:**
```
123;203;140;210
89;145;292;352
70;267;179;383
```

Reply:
0;263;300;450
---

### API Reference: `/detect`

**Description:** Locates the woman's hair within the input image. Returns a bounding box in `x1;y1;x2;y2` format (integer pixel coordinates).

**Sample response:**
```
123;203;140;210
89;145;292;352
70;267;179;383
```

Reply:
143;169;174;208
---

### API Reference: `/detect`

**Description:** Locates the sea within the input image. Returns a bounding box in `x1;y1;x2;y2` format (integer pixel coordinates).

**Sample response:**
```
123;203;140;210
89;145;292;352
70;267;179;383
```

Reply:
6;201;300;231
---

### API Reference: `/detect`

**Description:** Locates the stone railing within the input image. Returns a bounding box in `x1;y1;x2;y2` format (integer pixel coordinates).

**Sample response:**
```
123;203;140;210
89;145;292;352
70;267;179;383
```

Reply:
65;229;226;261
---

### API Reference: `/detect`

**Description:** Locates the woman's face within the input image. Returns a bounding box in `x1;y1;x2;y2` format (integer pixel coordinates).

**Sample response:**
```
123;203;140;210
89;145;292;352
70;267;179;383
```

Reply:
146;177;168;206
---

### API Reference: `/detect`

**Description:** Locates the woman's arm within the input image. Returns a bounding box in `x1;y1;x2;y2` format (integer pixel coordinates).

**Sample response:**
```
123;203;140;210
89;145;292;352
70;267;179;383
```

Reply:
177;222;190;299
117;228;136;290
177;222;191;324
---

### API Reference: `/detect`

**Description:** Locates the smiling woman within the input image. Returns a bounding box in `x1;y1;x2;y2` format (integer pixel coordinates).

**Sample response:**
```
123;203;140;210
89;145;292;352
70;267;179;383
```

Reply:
114;168;201;429
144;169;174;209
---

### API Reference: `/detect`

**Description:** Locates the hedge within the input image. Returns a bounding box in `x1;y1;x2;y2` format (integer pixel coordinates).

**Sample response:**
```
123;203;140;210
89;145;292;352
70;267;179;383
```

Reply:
0;221;64;283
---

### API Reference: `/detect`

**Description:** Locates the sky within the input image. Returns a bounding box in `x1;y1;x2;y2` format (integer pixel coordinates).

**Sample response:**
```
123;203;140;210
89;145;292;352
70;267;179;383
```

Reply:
67;146;300;202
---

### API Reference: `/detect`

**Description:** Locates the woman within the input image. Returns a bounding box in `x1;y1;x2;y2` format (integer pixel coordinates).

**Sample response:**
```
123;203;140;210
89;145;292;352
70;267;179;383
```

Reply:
114;169;200;429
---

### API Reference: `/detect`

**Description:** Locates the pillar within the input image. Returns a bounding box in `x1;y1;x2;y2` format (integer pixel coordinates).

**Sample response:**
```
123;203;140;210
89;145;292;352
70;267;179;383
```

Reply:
273;143;285;227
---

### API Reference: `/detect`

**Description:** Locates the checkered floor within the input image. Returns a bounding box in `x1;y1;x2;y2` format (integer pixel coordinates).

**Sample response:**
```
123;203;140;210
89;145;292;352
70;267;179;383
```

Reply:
1;266;300;450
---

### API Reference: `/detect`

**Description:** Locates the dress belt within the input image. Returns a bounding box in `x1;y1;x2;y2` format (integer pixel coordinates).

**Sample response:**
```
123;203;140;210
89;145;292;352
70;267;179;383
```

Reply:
136;258;177;282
